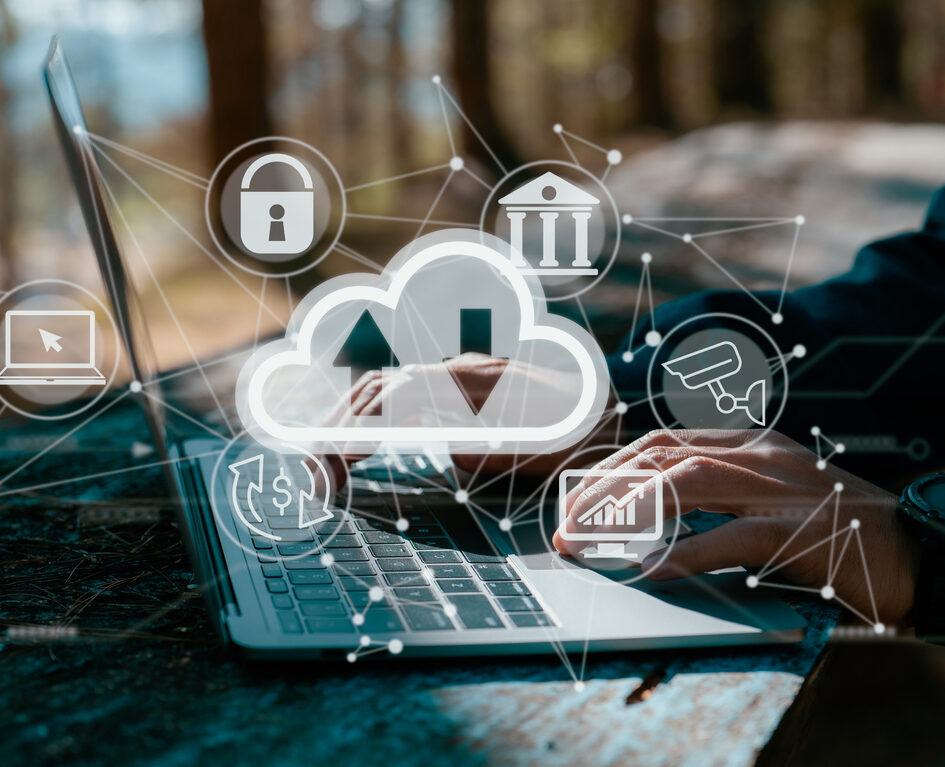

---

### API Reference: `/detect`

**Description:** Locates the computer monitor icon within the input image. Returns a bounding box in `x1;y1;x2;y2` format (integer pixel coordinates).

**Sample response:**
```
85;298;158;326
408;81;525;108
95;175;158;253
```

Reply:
557;468;663;559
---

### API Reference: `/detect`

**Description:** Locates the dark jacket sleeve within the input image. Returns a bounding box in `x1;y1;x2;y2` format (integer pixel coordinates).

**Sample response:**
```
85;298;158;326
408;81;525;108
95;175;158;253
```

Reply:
606;187;945;488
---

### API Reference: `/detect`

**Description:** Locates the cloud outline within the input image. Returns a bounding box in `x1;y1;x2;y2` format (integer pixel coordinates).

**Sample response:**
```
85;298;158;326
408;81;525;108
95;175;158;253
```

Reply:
242;231;607;447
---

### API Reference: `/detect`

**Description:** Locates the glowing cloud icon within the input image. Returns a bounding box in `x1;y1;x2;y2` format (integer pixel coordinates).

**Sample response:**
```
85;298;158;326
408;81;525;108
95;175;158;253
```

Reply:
236;229;609;454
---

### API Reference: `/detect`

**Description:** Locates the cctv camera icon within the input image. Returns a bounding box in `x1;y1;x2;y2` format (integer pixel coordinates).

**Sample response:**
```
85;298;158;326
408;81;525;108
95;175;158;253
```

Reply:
662;341;766;426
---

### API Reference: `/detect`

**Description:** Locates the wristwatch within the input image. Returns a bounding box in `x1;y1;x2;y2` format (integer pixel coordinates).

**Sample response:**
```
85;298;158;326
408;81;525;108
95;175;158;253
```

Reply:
897;473;945;638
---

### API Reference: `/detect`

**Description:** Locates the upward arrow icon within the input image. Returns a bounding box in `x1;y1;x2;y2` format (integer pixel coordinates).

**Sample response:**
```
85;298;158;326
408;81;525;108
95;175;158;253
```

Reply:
334;309;399;414
39;328;63;352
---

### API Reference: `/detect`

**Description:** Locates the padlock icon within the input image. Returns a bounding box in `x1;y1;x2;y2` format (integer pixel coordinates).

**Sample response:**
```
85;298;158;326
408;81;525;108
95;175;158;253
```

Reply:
239;153;315;255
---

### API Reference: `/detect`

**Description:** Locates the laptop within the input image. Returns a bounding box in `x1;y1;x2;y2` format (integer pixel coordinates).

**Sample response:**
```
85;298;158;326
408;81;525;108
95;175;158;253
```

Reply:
43;37;806;659
0;309;105;385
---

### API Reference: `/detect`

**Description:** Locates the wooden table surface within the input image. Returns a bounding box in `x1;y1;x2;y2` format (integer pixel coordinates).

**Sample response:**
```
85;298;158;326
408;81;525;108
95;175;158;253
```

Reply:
0;398;847;767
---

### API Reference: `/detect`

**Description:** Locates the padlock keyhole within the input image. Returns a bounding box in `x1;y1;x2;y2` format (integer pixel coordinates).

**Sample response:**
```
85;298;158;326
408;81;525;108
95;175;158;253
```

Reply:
268;204;286;242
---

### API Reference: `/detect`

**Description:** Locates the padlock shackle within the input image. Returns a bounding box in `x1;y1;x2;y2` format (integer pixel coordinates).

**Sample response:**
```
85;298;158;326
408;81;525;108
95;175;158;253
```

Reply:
241;153;314;190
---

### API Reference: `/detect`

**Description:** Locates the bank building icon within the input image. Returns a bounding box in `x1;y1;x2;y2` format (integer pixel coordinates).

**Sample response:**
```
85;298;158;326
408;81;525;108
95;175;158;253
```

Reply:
498;172;601;276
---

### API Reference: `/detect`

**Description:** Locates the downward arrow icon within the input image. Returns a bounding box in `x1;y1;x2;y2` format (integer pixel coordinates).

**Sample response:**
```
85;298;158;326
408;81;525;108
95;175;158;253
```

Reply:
39;328;63;352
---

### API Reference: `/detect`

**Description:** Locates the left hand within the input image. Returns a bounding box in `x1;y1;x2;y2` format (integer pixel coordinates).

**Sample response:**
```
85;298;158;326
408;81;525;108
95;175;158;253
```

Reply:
553;429;920;626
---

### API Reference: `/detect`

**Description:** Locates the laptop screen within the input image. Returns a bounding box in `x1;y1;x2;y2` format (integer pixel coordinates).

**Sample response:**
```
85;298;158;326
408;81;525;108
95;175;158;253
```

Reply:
5;310;95;368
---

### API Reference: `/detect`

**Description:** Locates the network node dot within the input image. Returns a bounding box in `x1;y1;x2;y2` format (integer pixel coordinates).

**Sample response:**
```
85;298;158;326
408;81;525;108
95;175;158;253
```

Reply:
682;233;692;243
621;351;634;364
454;490;469;504
606;149;622;165
129;380;142;393
810;426;821;436
360;635;372;647
793;345;806;358
320;553;335;567
369;586;385;602
346;652;357;663
835;443;846;454
388;638;404;655
820;585;835;600
352;613;365;626
615;401;629;415
873;622;885;635
573;681;585;692
641;252;652;264
771;313;783;325
431;74;442;85
850;518;860;529
621;213;633;225
645;330;661;347
449;156;464;171
444;603;457;618
395;518;410;532
746;575;759;589
795;215;806;226
834;482;844;493
816;460;827;470
552;123;563;134
499;518;512;532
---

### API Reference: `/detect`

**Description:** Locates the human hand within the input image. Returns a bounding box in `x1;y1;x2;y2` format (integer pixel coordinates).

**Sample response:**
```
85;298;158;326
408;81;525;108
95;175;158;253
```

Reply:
553;429;920;625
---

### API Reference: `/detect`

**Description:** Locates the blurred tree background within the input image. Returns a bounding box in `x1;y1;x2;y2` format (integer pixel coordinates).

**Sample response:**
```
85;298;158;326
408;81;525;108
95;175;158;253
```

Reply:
0;0;943;364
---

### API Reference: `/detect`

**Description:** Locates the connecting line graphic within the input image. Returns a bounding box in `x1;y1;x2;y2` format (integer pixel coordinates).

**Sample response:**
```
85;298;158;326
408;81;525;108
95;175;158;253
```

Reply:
552;123;623;182
621;212;805;326
745;482;886;634
810;425;846;470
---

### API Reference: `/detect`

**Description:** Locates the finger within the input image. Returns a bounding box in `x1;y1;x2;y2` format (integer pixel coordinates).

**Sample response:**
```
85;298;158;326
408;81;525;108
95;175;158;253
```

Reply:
640;517;793;580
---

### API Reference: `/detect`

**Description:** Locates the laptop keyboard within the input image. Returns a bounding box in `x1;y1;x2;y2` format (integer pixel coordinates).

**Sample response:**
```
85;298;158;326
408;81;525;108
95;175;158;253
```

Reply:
241;468;555;637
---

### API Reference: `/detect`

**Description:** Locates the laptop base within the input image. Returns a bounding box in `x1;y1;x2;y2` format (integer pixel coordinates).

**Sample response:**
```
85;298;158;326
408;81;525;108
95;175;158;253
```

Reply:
0;367;105;385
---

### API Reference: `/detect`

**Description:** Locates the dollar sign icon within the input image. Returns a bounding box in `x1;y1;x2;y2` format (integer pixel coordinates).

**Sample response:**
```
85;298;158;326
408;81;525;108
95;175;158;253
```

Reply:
272;466;293;517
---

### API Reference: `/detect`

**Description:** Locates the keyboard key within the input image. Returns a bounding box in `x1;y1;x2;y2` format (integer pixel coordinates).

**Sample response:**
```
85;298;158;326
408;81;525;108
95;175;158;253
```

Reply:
266;579;289;594
473;564;518;581
287;570;332;586
509;613;553;628
299;602;347;617
321;535;363;548
376;558;421;572
437;579;479;593
384;572;428;587
327;549;369;562
429;564;469;578
252;537;273;550
446;594;504;629
393;586;437;602
271;594;294;610
260;563;283;578
333;562;375;576
269;515;311;529
273;528;314;542
402;510;435;524
284;557;327;570
294;585;340;601
356;517;396;531
497;596;542;612
313;521;354;535
486;581;531;597
362;531;404;545
339;575;380;592
370;544;411;558
360;609;405;634
304;618;353;634
348;592;391;609
410;538;453;551
277;611;303;634
278;543;322;557
404;525;446;538
464;552;507;564
402;604;455;631
418;550;462;564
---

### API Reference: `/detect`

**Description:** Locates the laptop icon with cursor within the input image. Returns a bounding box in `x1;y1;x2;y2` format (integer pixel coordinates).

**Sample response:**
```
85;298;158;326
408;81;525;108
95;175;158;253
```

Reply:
0;310;105;386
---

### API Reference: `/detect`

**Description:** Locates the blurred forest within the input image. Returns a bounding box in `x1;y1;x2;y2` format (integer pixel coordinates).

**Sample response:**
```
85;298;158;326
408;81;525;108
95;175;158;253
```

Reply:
0;0;943;362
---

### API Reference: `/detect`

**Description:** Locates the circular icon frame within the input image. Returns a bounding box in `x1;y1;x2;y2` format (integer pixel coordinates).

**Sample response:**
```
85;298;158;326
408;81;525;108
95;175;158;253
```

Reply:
205;136;346;279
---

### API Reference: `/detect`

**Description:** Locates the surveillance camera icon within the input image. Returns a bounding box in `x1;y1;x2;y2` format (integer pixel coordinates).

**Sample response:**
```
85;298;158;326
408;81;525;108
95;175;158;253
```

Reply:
662;341;766;426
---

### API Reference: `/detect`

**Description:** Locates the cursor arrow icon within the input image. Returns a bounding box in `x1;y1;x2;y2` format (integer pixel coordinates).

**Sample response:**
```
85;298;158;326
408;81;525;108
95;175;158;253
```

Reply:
39;329;63;353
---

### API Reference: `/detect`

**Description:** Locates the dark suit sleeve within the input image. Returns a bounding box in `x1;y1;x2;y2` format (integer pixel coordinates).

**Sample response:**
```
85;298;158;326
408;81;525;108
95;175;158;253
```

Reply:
606;187;945;487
